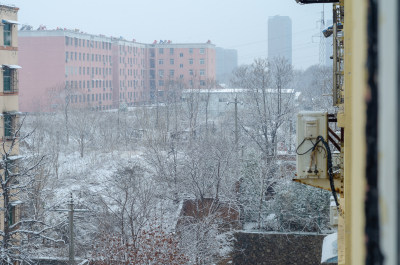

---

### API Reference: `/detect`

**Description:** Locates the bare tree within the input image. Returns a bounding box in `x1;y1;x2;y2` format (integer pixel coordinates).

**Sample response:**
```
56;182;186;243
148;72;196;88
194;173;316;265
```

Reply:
69;107;97;158
0;117;64;264
96;162;155;247
90;223;188;265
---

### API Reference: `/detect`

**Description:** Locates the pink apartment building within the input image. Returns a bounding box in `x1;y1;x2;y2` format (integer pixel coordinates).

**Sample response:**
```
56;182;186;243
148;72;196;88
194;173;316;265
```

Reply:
148;42;216;99
18;29;216;112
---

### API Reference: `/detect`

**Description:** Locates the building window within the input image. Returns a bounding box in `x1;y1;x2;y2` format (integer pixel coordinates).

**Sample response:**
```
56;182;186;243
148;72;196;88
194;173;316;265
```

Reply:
180;53;184;57
170;59;174;65
159;80;164;86
200;48;205;54
4;114;15;139
159;59;164;65
3;23;11;46
169;70;174;77
159;48;164;54
158;70;164;78
8;205;15;225
189;48;193;54
170;48;174;55
189;69;193;76
200;59;205;65
3;67;18;93
200;80;206;86
200;69;205;76
179;74;184;79
189;59;193;65
180;64;183;68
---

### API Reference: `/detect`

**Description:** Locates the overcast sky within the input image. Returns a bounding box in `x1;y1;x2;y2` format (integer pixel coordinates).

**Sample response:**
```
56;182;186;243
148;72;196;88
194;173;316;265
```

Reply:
7;0;331;70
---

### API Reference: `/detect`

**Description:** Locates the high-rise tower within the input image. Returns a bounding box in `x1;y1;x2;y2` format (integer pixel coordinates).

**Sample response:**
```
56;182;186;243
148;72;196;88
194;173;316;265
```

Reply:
268;16;292;65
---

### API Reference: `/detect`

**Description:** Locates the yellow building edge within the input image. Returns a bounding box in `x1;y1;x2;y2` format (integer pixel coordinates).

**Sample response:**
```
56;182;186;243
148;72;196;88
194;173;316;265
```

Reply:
349;0;368;264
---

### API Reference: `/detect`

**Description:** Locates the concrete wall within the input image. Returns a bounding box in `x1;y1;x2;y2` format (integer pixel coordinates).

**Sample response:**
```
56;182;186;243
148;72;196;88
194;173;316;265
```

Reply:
232;232;329;265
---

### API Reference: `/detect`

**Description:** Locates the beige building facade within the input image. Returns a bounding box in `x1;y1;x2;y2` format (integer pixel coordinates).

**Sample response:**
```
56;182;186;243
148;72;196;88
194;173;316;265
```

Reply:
0;4;20;237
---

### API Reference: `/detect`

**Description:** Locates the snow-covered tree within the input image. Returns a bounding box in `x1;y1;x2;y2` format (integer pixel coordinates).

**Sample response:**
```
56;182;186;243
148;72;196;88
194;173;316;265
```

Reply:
0;117;64;264
95;162;156;247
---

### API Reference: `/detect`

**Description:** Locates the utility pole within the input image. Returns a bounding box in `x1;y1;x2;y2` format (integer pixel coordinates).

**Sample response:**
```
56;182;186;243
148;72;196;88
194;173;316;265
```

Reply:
227;94;242;146
319;4;326;66
68;196;74;265
53;194;90;265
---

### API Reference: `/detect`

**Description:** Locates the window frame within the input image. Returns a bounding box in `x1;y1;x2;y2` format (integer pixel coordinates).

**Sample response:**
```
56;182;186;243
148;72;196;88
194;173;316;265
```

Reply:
3;113;18;140
3;23;11;46
3;67;18;93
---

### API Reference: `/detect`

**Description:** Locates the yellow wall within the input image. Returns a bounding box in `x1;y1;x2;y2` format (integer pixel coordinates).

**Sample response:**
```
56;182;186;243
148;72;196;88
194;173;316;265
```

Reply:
0;5;20;233
0;5;18;48
336;0;368;264
349;0;367;263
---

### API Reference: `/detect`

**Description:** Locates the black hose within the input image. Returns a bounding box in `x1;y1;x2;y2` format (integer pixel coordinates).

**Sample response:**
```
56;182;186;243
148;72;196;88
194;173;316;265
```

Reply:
316;136;339;207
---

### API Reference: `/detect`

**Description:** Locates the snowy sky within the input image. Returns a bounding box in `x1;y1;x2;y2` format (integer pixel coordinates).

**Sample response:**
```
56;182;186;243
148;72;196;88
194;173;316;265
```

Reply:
6;0;330;70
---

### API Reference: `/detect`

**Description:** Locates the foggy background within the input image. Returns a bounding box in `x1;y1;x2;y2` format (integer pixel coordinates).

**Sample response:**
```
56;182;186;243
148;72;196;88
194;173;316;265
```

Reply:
6;0;329;69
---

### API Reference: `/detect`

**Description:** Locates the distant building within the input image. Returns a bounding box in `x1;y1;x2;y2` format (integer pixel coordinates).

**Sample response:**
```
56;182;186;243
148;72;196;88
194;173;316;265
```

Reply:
268;15;292;65
181;88;300;119
215;47;238;84
18;30;216;112
148;42;216;101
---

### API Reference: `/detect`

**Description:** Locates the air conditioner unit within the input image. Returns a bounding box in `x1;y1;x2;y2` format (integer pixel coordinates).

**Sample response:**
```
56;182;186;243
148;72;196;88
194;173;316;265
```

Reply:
296;111;328;179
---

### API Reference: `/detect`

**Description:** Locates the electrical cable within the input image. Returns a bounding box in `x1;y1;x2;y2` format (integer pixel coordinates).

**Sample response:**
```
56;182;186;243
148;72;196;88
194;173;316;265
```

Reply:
296;138;315;155
315;135;339;207
296;135;339;207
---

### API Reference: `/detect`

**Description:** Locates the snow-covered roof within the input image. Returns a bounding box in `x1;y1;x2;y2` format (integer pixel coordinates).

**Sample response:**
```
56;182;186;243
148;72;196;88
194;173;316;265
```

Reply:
182;88;297;94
